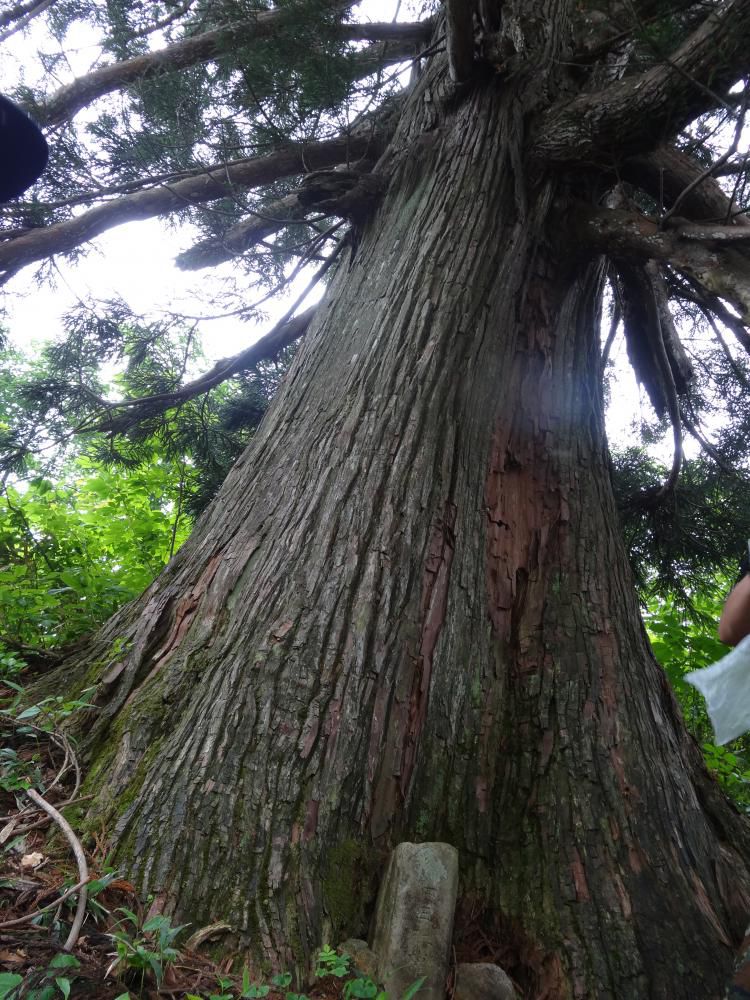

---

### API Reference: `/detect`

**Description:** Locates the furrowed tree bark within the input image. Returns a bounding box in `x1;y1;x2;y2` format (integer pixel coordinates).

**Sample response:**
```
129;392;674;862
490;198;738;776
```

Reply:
61;14;750;999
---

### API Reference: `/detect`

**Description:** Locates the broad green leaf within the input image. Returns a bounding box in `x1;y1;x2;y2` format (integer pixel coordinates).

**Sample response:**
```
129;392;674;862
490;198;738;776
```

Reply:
0;973;23;999
48;954;80;970
54;978;71;999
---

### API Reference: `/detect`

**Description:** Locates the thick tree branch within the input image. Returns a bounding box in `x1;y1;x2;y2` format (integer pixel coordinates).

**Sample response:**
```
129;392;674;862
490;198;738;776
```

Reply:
176;190;309;270
622;144;750;223
88;306;316;436
534;0;750;166
445;0;474;83
176;168;385;270
34;14;431;126
0;129;391;284
0;0;53;40
0;0;51;27
575;203;750;322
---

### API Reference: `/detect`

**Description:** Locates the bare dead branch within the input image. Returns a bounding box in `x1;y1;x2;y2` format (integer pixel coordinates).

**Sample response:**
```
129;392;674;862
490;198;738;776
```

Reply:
0;876;93;930
25;789;88;950
681;408;745;479
129;0;195;39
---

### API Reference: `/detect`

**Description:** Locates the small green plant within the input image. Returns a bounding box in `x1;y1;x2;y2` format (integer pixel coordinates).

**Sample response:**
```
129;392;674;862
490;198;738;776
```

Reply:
0;743;43;793
4;689;96;728
702;742;750;807
314;948;423;1000
107;909;186;994
342;976;425;1000
0;953;82;1000
344;978;381;999
185;966;308;1000
315;944;350;978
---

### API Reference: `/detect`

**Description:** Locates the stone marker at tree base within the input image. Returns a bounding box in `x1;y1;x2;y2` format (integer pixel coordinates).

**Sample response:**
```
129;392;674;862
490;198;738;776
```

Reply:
370;842;458;1000
454;962;515;1000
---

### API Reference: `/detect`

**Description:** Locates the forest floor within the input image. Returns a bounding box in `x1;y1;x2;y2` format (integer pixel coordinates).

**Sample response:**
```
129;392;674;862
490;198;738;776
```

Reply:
0;818;366;999
0;677;363;1000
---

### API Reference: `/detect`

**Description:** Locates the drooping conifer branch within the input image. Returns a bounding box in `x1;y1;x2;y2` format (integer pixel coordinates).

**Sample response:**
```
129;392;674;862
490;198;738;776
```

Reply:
649;263;694;395
616;260;668;416
0;0;53;28
34;14;431;126
176;167;386;270
0;127;394;283
86;305;317;436
669;272;750;354
0;0;54;41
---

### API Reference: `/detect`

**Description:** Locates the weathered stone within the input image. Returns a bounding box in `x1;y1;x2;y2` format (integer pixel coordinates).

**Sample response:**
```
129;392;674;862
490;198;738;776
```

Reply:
370;842;458;1000
338;938;379;980
454;962;515;1000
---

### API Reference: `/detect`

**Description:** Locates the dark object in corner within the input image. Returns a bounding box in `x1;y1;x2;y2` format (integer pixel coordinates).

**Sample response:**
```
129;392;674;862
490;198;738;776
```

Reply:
0;94;48;201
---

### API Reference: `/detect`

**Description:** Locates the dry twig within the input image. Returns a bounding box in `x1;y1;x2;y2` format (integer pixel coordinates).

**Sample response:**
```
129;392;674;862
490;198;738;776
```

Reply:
25;789;89;950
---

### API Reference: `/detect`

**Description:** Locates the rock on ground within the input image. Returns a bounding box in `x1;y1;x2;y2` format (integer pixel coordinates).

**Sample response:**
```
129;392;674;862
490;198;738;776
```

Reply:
337;938;379;980
454;962;516;1000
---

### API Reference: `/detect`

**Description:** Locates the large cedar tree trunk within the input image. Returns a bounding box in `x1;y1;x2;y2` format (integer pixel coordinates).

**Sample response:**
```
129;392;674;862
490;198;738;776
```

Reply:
66;11;750;998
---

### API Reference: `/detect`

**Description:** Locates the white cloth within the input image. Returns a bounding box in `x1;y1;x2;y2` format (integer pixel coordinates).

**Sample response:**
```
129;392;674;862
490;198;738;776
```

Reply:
686;634;750;745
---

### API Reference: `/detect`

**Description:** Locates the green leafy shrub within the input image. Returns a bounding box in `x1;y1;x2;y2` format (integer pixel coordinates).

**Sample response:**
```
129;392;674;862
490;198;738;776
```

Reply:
646;587;750;810
0;455;192;652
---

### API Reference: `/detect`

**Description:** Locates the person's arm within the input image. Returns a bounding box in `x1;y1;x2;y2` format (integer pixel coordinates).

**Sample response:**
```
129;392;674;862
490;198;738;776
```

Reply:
719;573;750;646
